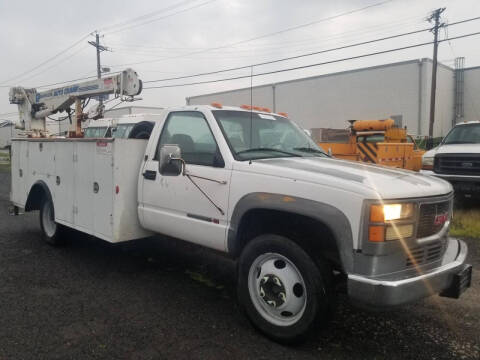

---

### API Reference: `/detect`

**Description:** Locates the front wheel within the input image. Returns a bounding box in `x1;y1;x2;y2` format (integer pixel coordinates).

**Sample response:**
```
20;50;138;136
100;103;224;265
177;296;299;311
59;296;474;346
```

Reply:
39;197;65;246
237;234;331;343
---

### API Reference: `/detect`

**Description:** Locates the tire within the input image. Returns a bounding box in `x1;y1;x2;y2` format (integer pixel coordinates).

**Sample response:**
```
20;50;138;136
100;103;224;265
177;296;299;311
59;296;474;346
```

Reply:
237;234;331;343
39;197;66;246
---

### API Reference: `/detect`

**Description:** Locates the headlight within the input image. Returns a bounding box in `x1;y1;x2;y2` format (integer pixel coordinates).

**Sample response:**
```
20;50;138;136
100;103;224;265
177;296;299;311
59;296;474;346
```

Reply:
370;203;415;222
422;156;434;170
368;203;416;242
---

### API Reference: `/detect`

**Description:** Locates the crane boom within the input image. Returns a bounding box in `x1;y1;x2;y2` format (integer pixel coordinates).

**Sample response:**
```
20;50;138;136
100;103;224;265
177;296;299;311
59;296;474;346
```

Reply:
9;68;142;134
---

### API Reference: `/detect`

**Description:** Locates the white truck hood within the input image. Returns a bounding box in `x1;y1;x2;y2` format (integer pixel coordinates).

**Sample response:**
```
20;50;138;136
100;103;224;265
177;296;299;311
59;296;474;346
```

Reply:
238;157;452;200
435;143;480;155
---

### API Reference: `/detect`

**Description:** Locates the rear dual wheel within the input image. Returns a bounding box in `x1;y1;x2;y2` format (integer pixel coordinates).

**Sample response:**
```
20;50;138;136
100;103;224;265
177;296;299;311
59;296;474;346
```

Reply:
39;197;66;246
238;234;331;343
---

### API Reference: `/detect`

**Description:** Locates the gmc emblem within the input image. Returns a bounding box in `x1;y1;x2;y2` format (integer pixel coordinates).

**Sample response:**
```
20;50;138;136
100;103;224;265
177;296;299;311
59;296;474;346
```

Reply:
434;212;449;226
462;162;473;167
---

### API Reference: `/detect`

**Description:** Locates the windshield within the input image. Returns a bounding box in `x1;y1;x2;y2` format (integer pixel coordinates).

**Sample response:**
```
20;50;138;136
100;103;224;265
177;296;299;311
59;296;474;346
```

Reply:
84;127;108;138
114;123;136;138
213;110;326;160
442;123;480;144
357;134;385;143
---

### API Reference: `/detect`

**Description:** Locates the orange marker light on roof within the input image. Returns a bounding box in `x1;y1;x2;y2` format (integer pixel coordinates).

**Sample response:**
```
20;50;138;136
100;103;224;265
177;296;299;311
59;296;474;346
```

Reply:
211;102;222;109
261;107;271;113
252;106;262;111
277;112;288;117
240;104;252;110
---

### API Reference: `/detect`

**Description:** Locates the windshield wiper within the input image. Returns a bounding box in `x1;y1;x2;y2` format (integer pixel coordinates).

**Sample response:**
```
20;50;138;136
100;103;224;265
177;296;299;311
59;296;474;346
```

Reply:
237;147;301;157
293;147;326;155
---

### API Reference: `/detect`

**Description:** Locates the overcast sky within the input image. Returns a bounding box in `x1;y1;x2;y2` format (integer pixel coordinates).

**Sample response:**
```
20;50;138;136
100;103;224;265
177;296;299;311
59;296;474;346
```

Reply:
1;0;479;120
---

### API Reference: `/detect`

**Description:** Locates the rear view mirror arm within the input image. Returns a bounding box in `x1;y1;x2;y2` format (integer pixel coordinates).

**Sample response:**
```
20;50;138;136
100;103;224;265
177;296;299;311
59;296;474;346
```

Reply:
167;154;226;215
184;172;225;216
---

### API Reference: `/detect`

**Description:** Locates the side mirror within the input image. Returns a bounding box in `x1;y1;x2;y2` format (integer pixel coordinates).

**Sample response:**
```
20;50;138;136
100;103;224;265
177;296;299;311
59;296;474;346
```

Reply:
158;144;184;176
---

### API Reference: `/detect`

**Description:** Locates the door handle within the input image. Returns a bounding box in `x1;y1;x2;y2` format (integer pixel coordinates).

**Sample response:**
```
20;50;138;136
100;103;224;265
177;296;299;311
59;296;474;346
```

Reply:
143;170;157;180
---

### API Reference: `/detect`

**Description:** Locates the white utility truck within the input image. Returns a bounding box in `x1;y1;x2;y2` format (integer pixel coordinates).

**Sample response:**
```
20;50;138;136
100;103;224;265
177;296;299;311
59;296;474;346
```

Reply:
8;73;472;342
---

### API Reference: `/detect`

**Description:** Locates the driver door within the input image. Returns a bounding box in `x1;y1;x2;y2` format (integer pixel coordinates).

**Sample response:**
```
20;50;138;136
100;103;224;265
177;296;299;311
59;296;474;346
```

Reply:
141;111;231;252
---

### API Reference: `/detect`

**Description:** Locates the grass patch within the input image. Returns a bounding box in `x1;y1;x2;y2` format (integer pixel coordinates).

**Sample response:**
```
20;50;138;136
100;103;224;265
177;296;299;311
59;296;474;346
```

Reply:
451;209;480;238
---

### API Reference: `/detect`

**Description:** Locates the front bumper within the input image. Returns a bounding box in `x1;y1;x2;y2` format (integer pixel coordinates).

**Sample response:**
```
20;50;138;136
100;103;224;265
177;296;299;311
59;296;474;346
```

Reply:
348;238;471;307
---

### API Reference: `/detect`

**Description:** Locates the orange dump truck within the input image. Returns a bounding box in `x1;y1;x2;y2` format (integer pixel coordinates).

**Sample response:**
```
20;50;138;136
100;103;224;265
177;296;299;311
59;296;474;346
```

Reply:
315;119;425;171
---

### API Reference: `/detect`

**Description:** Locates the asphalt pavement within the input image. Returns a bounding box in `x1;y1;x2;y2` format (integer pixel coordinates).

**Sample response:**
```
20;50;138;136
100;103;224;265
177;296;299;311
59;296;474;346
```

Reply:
0;168;478;360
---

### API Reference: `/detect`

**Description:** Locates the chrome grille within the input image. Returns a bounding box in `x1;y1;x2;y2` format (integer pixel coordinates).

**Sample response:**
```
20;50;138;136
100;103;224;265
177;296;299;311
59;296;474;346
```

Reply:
434;154;480;176
406;241;444;267
417;201;450;238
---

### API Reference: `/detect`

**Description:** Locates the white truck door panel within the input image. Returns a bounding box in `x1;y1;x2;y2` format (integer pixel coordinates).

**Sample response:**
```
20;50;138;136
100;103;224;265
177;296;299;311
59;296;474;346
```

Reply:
141;111;231;252
142;163;230;251
74;142;95;232
54;142;75;223
93;141;114;239
11;141;29;206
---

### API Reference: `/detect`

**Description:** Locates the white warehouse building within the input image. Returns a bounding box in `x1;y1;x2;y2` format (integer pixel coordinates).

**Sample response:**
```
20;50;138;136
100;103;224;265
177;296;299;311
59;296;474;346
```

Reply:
186;58;480;137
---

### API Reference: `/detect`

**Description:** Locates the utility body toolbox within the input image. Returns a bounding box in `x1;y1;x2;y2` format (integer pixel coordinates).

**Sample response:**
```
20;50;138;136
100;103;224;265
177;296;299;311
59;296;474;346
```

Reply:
10;138;151;242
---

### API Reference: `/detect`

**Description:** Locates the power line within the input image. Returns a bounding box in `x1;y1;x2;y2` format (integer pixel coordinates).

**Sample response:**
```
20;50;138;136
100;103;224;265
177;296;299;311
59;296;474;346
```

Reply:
29;14;480;90
0;33;91;85
12;45;90;85
140;14;480;84
108;18;423;58
109;0;395;68
2;2;210;89
104;0;218;35
105;99;124;111
107;13;423;53
144;27;431;84
99;0;199;32
143;31;480;90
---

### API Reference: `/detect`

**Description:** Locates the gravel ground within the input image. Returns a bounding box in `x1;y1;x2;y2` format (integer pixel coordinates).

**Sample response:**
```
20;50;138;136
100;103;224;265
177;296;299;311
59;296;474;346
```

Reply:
0;169;478;360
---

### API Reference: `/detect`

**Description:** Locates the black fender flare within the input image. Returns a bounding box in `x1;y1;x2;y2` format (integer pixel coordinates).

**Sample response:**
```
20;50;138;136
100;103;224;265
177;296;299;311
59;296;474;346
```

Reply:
25;180;53;212
228;192;354;273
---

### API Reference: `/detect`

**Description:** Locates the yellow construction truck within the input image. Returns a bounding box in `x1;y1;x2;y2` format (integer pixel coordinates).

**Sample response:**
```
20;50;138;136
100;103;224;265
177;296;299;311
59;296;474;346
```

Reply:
315;118;425;171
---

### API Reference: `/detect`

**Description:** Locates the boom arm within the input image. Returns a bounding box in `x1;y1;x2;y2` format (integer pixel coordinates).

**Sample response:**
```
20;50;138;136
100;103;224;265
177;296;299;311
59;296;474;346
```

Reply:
9;68;142;133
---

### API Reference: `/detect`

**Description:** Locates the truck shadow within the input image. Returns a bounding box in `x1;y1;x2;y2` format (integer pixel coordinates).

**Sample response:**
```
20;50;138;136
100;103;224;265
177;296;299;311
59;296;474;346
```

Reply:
58;230;476;360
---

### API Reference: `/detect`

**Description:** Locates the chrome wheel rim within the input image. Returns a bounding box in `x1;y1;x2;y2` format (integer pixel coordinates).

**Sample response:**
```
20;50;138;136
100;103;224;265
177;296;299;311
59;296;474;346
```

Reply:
42;201;57;238
248;252;307;327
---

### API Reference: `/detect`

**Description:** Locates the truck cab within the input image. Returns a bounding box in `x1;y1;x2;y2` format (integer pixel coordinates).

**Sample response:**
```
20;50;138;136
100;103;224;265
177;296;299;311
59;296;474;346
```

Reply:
10;104;472;343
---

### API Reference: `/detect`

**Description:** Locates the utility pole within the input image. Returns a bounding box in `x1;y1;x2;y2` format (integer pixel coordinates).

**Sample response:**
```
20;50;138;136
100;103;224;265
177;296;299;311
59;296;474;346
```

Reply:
95;33;101;80
88;32;110;106
427;8;446;146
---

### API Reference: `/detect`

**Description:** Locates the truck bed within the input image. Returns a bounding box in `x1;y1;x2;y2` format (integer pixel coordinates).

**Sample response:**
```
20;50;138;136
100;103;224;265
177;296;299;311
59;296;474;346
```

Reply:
11;138;152;242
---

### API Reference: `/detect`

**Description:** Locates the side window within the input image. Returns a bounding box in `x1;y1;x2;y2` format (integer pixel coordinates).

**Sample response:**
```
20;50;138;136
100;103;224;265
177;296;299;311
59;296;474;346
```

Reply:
156;111;223;167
